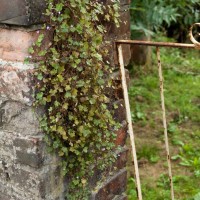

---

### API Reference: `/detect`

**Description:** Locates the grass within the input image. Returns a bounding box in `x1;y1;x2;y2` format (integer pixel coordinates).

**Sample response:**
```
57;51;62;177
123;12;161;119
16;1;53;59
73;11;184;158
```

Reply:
127;35;200;200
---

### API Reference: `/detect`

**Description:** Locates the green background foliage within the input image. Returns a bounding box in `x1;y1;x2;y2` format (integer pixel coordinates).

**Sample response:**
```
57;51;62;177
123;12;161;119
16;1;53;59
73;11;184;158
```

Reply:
130;0;200;41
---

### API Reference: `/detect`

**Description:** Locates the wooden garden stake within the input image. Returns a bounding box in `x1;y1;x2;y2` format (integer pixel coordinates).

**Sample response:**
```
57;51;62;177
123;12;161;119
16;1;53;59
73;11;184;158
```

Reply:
156;47;175;200
117;44;143;200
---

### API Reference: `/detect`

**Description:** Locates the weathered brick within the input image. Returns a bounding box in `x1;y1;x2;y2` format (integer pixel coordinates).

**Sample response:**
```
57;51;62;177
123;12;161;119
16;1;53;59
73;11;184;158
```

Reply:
4;108;40;136
0;0;46;26
104;36;131;67
88;147;128;190
130;35;149;65
0;28;38;61
112;69;130;83
38;165;68;200
0;101;26;124
15;151;42;168
0;193;12;200
91;168;127;200
113;194;128;200
11;167;37;190
103;5;131;67
0;28;52;62
114;99;126;123
111;68;130;103
115;122;128;146
106;8;130;37
120;0;131;5
13;137;44;168
0;155;67;199
0;160;10;183
0;135;14;158
0;66;33;105
115;147;129;170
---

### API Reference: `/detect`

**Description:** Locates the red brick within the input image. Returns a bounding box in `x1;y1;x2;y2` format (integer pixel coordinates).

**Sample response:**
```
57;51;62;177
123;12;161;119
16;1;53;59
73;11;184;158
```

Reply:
0;28;52;62
115;147;128;169
115;123;128;146
0;28;38;61
91;168;127;200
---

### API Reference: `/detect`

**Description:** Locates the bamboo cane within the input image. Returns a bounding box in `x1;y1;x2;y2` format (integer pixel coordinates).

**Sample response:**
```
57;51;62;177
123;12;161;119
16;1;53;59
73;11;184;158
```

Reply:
117;44;143;200
156;47;175;200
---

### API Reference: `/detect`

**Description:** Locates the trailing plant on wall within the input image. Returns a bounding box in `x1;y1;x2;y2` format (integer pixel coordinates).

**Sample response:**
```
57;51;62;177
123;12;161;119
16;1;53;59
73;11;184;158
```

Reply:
31;0;120;199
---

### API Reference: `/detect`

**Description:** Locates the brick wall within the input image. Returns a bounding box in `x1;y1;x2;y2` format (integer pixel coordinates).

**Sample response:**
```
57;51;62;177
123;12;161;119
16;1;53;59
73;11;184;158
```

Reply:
0;1;131;199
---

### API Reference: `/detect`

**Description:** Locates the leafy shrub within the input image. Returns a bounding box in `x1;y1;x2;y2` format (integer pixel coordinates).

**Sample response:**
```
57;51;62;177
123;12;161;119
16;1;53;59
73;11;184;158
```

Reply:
130;0;200;41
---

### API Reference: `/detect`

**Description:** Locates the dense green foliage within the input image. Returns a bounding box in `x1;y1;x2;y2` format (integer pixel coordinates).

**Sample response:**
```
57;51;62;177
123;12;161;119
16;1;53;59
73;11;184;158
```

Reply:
166;0;200;41
130;0;200;40
31;0;120;199
127;35;200;199
130;0;179;37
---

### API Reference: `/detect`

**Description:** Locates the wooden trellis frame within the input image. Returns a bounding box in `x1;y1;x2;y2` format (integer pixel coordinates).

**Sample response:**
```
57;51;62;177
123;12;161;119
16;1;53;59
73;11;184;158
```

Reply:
116;23;200;200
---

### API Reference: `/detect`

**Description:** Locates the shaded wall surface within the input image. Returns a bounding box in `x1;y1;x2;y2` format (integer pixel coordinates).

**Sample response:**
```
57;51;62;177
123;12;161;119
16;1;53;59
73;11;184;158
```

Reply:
0;0;131;199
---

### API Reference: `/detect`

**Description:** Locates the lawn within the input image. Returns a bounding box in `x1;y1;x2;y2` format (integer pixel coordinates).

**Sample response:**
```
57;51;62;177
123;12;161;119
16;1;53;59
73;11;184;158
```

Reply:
127;36;200;200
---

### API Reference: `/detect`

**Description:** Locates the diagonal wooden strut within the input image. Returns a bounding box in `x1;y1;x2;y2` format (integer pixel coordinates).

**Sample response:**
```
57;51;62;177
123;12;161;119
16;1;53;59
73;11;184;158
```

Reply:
117;44;143;200
156;47;175;200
